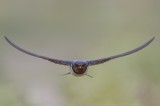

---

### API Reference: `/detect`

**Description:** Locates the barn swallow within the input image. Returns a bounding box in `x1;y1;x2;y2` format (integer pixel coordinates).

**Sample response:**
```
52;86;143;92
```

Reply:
5;36;155;77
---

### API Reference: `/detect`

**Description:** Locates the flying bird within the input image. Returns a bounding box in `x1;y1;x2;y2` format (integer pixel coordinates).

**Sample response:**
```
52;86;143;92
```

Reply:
5;36;155;77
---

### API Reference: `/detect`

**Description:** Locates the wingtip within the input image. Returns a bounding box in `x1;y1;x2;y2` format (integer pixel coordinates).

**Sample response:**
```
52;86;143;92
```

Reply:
147;36;155;43
4;36;10;43
4;36;7;39
150;36;155;42
152;36;155;40
4;36;10;42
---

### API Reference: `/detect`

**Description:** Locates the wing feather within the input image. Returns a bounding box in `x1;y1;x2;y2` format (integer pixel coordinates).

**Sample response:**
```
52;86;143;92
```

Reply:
88;37;155;66
5;36;72;66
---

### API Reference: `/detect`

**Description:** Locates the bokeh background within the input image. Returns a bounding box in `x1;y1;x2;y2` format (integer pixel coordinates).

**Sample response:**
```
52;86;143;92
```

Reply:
0;0;160;106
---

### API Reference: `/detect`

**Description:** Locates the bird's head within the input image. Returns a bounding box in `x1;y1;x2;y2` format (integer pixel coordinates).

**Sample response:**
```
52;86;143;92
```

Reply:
71;61;88;75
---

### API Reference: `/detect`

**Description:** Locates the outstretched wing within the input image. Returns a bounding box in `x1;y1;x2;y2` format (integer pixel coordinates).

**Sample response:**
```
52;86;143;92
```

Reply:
88;37;155;66
5;36;72;66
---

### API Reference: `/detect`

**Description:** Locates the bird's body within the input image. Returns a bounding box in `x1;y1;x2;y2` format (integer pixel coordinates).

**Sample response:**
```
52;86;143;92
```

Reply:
5;36;155;77
71;60;89;76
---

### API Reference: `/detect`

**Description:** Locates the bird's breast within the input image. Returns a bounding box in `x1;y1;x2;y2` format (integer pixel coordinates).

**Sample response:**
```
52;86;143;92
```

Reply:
71;66;87;76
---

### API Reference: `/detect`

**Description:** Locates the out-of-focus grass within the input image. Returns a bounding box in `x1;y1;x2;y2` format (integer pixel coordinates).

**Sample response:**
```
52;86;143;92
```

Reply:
0;84;27;106
0;0;160;106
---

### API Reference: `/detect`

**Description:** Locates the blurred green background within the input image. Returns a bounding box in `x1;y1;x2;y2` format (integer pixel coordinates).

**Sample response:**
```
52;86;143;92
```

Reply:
0;0;160;106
